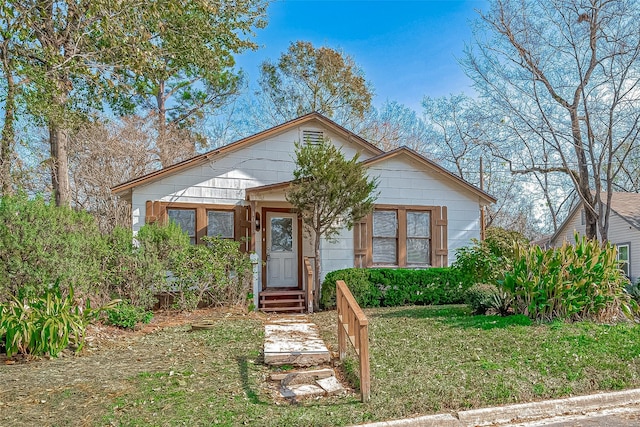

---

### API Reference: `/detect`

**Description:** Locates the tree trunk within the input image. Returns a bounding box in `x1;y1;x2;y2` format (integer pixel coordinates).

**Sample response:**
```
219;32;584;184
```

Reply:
0;46;15;196
49;123;71;207
313;230;321;312
155;80;171;168
570;108;598;240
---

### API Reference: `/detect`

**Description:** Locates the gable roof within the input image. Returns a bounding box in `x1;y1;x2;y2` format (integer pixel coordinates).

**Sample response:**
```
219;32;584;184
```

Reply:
362;147;497;205
111;112;383;196
551;192;640;243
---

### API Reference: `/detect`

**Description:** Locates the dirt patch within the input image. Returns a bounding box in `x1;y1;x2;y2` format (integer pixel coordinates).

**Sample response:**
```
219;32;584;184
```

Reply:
0;307;265;427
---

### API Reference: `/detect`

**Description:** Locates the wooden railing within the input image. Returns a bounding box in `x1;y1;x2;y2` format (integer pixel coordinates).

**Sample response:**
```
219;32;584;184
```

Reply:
304;256;314;313
336;280;370;402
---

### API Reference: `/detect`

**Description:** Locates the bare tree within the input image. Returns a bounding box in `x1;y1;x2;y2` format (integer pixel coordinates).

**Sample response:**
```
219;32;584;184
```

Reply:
68;115;197;232
464;0;640;241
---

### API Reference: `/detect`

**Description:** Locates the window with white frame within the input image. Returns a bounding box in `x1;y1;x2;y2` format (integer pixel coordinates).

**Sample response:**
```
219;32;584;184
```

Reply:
617;243;630;278
207;210;234;239
167;208;196;244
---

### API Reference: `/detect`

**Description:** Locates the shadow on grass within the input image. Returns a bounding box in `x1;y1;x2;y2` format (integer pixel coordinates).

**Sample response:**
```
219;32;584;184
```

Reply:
237;356;265;405
376;306;532;330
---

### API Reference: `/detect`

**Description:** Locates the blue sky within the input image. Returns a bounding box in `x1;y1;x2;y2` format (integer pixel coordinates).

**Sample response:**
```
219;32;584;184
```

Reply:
235;0;489;113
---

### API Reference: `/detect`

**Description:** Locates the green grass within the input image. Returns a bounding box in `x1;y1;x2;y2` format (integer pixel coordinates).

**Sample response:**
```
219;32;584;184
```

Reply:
99;306;640;426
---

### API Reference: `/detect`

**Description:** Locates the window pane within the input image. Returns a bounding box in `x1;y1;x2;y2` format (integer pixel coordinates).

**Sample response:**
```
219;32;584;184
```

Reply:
373;211;397;237
167;209;195;242
373;237;397;264
271;217;293;252
407;211;430;238
618;245;629;261
207;211;234;238
407;238;430;265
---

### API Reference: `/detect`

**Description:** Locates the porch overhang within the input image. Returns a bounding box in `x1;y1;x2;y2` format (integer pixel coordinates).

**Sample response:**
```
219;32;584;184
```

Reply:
245;180;293;203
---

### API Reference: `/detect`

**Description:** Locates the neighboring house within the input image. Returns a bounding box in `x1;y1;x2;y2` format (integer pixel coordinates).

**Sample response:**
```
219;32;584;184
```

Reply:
549;192;640;283
112;112;496;311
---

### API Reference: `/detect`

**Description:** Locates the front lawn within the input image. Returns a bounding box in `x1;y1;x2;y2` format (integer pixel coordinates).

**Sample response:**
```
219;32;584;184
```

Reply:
2;306;639;426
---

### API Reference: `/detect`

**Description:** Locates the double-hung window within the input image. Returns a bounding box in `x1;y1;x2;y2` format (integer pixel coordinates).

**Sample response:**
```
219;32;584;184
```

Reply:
167;208;196;244
407;211;431;265
372;210;398;264
617;243;630;278
370;208;434;267
207;210;234;239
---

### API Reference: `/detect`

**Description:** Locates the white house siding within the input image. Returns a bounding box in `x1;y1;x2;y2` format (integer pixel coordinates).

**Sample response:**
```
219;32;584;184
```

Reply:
131;124;376;231
553;207;640;283
607;214;640;284
370;156;482;266
318;154;484;280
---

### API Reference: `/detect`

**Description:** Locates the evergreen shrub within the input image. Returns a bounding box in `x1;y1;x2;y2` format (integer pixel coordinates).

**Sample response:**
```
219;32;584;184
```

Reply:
321;267;466;309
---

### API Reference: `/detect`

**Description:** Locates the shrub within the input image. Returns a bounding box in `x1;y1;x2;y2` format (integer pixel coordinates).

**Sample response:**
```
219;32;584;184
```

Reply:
453;227;529;288
503;234;635;322
465;284;500;315
320;267;467;309
625;282;640;304
321;268;375;309
103;226;168;309
0;283;117;358
0;194;109;302
105;300;153;330
171;236;253;310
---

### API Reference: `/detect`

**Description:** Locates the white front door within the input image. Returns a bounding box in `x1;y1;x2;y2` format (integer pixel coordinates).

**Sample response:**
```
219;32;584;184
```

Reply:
266;212;298;288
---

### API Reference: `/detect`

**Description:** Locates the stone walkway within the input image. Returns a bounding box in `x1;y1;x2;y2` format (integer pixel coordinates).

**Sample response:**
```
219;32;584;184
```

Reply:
263;315;344;400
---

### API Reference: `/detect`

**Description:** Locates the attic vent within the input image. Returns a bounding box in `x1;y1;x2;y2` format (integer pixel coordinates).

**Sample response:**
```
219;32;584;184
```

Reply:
302;129;324;145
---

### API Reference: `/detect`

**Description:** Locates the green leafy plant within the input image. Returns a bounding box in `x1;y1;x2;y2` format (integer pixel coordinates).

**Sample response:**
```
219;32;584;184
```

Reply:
105;300;153;330
0;194;109;303
0;283;118;358
321;267;467;309
465;284;500;315
171;236;253;311
503;234;635;322
453;227;529;288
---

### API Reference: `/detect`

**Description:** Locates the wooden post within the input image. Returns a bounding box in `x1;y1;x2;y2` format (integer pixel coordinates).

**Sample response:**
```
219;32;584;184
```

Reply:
359;323;370;402
336;280;370;402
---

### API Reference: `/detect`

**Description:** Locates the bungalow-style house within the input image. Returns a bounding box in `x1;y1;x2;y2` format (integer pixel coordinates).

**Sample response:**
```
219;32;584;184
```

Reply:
112;112;496;312
549;192;640;283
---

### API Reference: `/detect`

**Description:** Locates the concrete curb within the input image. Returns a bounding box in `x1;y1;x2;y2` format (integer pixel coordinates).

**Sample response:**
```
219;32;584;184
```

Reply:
355;388;640;427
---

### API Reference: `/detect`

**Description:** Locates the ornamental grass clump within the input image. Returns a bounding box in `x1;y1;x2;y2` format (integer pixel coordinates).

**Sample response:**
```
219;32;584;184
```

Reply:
502;234;636;322
0;283;118;358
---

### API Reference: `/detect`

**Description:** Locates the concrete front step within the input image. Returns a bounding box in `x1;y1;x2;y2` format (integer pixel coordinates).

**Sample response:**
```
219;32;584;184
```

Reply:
263;318;331;367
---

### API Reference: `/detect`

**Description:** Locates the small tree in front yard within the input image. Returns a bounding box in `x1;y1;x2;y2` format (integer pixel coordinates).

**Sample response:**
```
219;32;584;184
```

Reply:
286;139;378;309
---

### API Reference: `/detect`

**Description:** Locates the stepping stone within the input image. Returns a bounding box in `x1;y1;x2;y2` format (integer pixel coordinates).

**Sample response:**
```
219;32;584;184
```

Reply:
316;376;345;395
280;384;325;399
270;368;335;382
264;320;330;367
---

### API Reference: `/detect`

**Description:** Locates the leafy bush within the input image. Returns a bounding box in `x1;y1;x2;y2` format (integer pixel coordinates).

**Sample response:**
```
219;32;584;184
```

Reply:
103;226;170;309
105;300;153;330
453;227;529;288
321;268;375;309
171;236;253;310
503;234;635;322
465;284;500;315
0;284;117;358
0;194;109;302
625;282;640;304
321;267;467;309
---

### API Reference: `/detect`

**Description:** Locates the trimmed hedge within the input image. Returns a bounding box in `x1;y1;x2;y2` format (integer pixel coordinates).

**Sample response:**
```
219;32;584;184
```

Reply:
320;267;468;309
